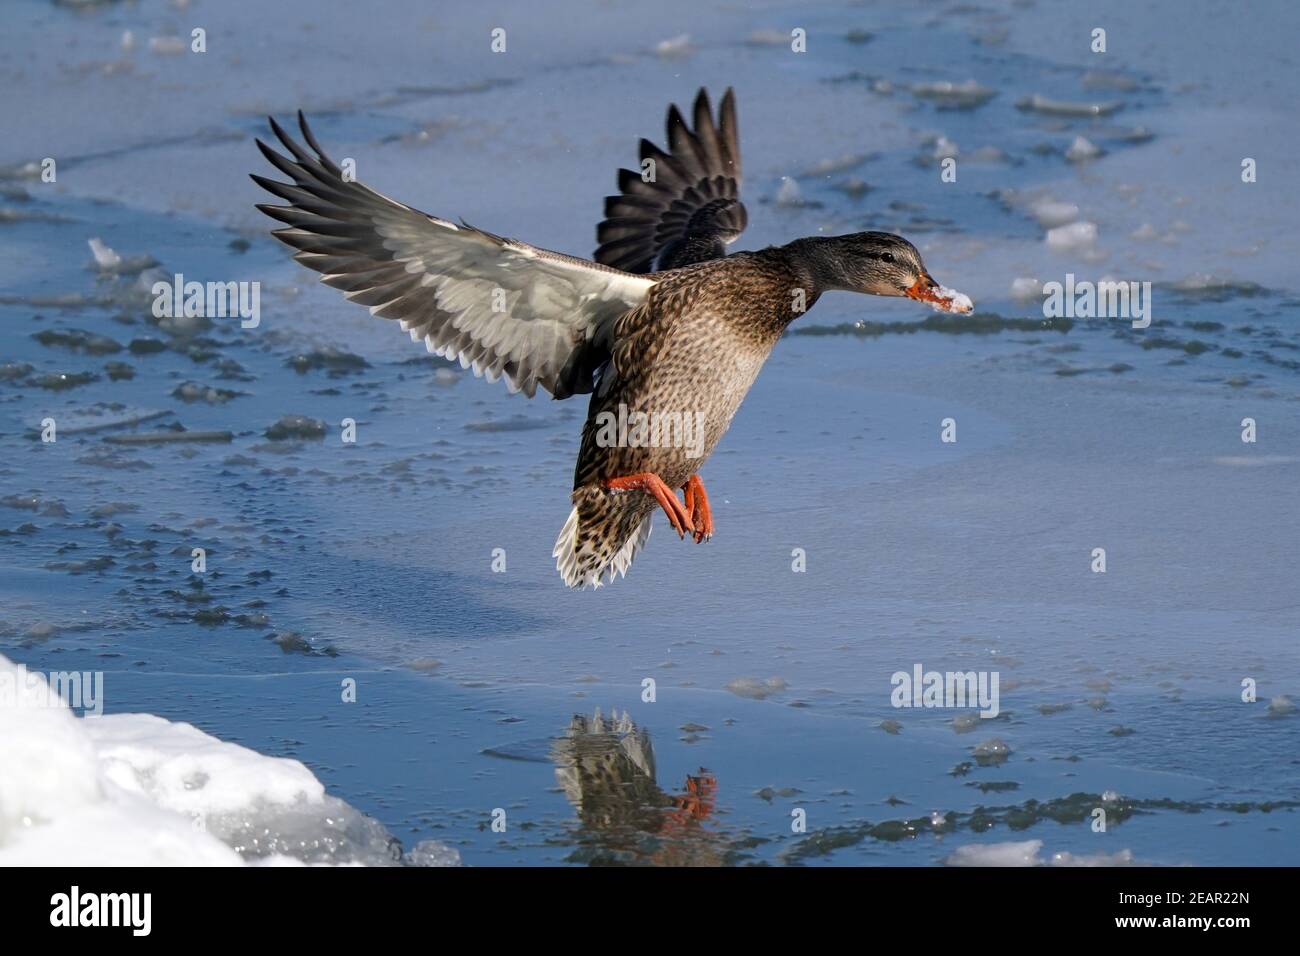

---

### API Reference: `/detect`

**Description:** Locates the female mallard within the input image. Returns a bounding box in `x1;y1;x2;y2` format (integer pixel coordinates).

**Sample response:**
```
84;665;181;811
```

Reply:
252;89;972;588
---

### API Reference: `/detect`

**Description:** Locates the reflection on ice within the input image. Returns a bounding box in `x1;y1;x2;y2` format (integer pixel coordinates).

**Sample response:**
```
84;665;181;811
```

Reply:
551;709;722;865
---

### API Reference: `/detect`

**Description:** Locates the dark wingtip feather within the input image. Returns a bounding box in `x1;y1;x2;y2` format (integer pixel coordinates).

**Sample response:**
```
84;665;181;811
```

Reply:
297;110;326;158
267;114;291;149
665;103;688;139
249;173;284;195
692;87;713;120
254;137;291;171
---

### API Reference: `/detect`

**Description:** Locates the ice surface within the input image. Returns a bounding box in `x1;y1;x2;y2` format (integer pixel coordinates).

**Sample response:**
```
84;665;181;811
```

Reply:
0;656;459;866
4;0;1300;868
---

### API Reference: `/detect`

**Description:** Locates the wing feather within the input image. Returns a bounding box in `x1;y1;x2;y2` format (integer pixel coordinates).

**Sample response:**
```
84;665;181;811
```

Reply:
252;112;654;398
594;88;747;273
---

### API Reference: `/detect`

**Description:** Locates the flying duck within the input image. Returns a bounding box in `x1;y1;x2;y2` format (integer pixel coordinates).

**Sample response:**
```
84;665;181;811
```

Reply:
252;89;973;588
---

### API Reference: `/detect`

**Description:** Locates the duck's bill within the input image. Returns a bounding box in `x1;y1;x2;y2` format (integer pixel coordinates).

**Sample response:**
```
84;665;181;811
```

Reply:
906;276;975;314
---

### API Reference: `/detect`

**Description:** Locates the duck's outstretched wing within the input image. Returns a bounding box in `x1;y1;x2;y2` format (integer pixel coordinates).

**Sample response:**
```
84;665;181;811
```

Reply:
252;113;654;399
594;88;747;274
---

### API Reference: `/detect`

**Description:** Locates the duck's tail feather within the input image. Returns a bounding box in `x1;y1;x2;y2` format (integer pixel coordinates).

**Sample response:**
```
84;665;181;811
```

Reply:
553;486;654;589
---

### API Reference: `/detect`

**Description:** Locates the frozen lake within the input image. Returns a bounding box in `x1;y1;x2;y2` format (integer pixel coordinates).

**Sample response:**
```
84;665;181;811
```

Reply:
2;0;1298;865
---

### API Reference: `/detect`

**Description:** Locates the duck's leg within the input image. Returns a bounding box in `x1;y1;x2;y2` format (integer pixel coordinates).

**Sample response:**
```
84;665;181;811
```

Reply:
682;475;713;543
605;473;694;538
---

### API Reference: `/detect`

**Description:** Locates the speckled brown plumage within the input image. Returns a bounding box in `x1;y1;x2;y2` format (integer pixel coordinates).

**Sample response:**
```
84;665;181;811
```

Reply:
564;250;816;583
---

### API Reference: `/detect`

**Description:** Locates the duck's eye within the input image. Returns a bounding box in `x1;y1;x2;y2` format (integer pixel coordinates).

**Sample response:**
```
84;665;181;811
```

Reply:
880;252;896;264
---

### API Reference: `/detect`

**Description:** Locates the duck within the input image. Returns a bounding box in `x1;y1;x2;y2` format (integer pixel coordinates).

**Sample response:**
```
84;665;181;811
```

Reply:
251;88;973;589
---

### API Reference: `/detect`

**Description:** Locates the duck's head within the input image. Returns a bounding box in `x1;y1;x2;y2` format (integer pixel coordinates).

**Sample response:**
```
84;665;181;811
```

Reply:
820;232;973;313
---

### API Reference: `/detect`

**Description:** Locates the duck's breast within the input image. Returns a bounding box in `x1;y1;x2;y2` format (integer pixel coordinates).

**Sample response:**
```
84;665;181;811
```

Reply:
577;265;785;489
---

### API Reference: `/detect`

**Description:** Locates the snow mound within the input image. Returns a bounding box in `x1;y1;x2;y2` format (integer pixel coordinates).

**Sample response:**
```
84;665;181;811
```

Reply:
0;656;458;866
945;839;1137;867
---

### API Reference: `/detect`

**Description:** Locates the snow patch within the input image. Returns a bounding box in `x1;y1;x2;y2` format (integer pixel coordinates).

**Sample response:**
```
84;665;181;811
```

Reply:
946;839;1137;867
929;285;974;314
1046;221;1098;252
0;655;459;866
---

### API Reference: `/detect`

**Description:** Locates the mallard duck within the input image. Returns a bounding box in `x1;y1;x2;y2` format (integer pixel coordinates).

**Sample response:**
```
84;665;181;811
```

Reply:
252;89;972;588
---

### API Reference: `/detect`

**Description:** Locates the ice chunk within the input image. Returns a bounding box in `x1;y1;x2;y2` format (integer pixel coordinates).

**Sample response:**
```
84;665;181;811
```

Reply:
86;238;157;276
1010;277;1043;301
264;415;327;441
0;658;241;865
1046;221;1098;252
406;840;464;867
0;655;459;866
652;34;692;59
1049;848;1136;866
726;676;788;699
774;177;804;207
946;839;1043;866
1015;95;1123;117
87;238;121;272
972;737;1011;758
931;136;960;160
1029;199;1079;228
937;286;973;313
947;839;1137;866
1267;695;1296;717
924;285;975;314
951;712;980;733
1065;136;1103;163
911;80;997;110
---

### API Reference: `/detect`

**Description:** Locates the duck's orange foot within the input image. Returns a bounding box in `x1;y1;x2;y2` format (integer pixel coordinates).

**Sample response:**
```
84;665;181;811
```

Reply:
682;475;713;543
668;770;718;824
605;472;694;539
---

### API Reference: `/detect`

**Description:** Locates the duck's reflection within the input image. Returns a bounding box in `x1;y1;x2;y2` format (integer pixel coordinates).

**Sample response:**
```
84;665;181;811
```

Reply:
550;709;723;865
